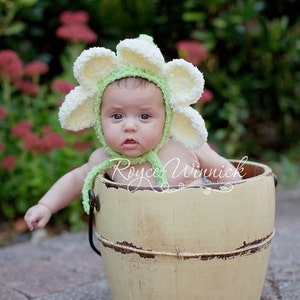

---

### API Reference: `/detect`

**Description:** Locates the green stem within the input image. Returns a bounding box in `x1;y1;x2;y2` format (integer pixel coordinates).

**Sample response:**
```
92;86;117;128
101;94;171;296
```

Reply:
1;76;15;127
1;76;12;107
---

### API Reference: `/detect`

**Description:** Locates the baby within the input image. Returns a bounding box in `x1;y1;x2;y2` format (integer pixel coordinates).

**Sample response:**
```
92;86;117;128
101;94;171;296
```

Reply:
24;35;242;231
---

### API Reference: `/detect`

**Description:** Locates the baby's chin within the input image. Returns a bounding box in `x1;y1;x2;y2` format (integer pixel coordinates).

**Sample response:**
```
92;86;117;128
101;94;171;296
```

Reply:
117;149;154;159
119;151;146;158
109;145;156;159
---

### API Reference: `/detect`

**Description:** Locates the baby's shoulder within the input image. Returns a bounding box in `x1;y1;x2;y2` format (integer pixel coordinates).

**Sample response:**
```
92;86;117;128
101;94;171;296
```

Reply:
162;138;184;149
162;138;196;152
88;147;110;166
160;138;197;158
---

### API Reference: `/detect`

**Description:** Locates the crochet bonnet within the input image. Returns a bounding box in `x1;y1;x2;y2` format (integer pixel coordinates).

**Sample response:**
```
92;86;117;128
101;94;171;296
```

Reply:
58;34;208;212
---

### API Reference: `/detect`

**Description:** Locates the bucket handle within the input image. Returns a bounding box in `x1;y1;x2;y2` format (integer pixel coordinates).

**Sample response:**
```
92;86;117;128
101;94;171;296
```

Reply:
88;189;102;257
273;173;278;187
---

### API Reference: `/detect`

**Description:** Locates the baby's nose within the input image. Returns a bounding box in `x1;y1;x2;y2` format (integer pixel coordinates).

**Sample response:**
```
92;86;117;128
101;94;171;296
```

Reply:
123;117;137;131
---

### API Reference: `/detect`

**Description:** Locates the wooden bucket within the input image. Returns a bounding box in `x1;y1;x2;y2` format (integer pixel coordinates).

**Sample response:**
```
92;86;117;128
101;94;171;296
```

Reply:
89;160;276;300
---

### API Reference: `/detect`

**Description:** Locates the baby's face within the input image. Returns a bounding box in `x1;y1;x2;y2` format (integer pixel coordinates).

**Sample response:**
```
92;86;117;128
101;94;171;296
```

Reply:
101;80;165;157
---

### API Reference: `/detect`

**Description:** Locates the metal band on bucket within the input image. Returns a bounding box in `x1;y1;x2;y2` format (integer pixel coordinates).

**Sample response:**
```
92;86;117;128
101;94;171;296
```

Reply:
95;230;275;260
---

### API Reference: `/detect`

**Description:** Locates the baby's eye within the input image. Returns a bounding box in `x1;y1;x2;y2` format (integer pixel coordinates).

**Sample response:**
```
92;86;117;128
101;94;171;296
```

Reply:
140;113;151;120
112;113;123;120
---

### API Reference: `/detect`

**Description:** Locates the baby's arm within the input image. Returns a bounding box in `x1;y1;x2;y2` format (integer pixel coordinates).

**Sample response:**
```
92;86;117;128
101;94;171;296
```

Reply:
24;167;87;230
196;142;242;183
24;148;107;230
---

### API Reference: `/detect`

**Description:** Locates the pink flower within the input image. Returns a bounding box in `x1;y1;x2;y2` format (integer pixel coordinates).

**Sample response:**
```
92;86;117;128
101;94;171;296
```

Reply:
42;125;52;134
14;79;39;96
42;132;66;151
56;23;97;43
23;132;44;153
199;89;214;104
11;122;65;153
2;155;18;171
0;143;5;152
176;40;209;66
0;106;7;121
11;120;33;138
24;61;49;77
52;79;75;94
0;49;23;79
59;10;89;24
42;125;65;150
22;126;65;153
56;10;97;43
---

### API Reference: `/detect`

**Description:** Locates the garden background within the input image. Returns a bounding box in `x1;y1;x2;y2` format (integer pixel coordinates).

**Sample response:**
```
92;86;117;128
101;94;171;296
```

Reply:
1;0;299;235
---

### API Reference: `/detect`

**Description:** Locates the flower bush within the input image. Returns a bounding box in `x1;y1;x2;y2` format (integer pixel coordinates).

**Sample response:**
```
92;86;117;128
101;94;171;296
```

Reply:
0;10;97;227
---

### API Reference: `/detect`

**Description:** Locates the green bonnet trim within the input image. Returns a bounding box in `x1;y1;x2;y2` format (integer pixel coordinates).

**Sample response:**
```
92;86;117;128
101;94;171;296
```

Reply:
82;152;167;214
82;65;173;213
93;65;172;156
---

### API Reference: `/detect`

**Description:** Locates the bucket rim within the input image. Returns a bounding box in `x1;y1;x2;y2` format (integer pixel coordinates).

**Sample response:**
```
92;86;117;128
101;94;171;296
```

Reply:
95;159;274;192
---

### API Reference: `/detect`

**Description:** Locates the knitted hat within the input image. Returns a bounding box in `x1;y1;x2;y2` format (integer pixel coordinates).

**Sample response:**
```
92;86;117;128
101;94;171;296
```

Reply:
58;34;208;212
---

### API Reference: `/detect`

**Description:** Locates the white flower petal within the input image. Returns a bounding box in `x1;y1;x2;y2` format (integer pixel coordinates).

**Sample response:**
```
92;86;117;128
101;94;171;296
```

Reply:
117;38;165;75
60;36;208;149
73;47;118;88
171;106;208;148
59;86;97;131
165;59;204;106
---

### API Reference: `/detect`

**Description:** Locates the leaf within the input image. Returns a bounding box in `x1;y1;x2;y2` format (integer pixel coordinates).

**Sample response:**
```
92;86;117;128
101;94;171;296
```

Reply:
16;0;38;7
3;22;25;36
182;12;205;23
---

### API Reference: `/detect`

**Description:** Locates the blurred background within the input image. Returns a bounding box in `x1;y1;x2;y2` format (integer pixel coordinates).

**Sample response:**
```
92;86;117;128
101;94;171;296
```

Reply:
0;0;299;239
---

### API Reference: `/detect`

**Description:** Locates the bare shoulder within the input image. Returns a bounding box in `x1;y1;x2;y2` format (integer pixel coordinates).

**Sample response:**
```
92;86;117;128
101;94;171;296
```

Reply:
161;139;217;160
195;142;243;182
88;147;110;167
159;138;191;153
69;148;109;183
194;142;231;170
195;142;217;158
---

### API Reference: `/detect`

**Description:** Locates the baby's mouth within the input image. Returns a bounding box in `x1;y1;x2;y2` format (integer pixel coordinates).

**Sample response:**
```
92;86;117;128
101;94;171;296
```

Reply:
124;138;137;145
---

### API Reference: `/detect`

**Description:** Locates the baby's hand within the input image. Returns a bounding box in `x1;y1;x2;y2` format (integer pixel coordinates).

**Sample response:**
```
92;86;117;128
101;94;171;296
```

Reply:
24;203;52;231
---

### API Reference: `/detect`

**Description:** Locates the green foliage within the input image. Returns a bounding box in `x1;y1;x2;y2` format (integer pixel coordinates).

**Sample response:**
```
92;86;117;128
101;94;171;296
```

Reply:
0;74;96;223
0;0;37;36
90;0;156;38
182;0;300;158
